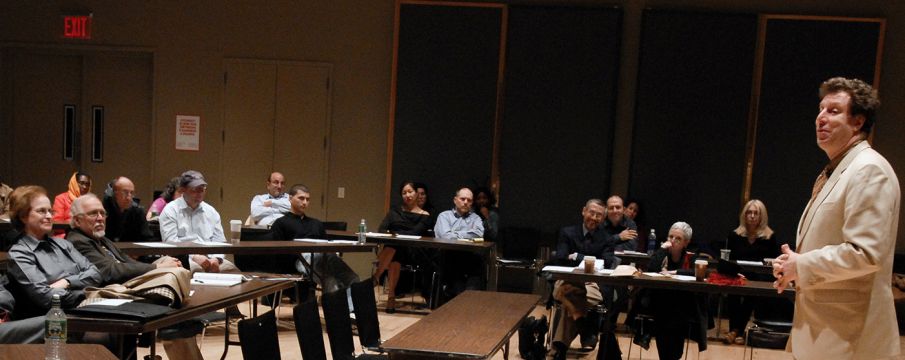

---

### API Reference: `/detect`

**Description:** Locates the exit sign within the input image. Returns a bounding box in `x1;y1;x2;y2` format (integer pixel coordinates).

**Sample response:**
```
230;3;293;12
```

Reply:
62;15;92;39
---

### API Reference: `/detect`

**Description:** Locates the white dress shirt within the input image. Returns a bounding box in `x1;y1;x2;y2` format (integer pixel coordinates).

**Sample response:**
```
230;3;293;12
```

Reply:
249;193;291;226
159;197;226;258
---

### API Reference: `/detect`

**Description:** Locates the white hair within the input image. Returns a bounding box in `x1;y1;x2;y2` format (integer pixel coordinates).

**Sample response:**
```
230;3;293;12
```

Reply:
670;221;693;241
69;193;100;228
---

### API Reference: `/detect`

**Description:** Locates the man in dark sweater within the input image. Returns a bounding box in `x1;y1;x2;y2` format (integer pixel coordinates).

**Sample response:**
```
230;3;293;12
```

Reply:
270;184;359;302
69;194;181;284
67;194;201;359
102;176;154;243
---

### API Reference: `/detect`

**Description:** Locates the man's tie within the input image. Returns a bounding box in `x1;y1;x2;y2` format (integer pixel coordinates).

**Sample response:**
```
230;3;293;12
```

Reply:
811;168;828;201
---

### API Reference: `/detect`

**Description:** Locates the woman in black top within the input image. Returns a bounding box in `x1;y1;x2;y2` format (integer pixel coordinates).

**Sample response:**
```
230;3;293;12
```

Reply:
645;221;709;360
374;181;431;312
723;199;782;344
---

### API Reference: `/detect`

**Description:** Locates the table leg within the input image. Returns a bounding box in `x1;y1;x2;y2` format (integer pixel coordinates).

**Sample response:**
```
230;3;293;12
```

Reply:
148;331;157;359
503;339;509;359
486;246;498;291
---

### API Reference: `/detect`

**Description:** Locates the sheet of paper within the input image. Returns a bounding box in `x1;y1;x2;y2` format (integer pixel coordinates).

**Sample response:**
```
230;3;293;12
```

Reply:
364;232;391;237
91;299;134;306
671;275;697;282
135;242;176;248
642;272;666;277
394;234;421;240
736;260;764;266
294;238;328;243
542;265;576;273
192;240;231;246
330;240;359;245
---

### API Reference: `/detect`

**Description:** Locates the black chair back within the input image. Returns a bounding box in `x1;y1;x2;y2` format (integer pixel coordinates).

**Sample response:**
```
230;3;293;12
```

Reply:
323;221;348;231
293;298;328;360
350;279;382;350
237;310;281;360
321;289;356;360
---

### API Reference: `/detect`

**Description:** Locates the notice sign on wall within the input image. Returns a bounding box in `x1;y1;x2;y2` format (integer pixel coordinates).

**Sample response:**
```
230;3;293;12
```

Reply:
175;115;201;151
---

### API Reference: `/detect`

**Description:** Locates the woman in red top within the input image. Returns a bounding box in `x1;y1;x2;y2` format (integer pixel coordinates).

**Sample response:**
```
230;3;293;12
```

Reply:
51;172;91;227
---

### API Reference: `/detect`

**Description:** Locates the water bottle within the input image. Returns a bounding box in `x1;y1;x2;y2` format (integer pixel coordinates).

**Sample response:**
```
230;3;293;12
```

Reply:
647;229;657;255
45;294;67;360
358;219;367;245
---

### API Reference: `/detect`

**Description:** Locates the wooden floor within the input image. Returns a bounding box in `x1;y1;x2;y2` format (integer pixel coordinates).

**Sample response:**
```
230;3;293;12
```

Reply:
137;294;905;360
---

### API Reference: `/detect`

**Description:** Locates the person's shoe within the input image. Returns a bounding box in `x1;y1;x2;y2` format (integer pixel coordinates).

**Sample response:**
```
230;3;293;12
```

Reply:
734;335;746;345
385;296;396;314
579;333;598;351
724;330;738;344
551;341;568;360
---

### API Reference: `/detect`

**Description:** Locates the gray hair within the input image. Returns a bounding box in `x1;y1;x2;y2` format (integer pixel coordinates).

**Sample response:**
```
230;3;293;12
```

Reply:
670;221;693;241
70;193;101;228
585;198;604;208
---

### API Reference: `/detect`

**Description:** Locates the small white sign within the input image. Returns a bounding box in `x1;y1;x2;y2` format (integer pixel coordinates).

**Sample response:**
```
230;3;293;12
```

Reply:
175;115;201;151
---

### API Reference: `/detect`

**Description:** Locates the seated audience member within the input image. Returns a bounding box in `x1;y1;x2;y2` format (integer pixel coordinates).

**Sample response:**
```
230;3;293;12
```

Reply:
250;172;290;226
433;187;484;239
644;222;709;360
147;176;182;221
415;182;437;229
0;274;45;344
69;194;182;284
549;199;619;359
624;198;649;252
601;195;638;252
102;176;154;242
0;179;12;221
434;187;485;298
473;186;499;242
52;172;91;236
52;172;91;224
723;199;782;345
374;180;432;312
270;184;359;308
68;194;201;359
6;186;102;316
159;170;238;273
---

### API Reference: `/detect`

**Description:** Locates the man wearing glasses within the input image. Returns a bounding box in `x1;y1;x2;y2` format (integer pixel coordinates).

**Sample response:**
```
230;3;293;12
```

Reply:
159;170;238;273
102;176;154;243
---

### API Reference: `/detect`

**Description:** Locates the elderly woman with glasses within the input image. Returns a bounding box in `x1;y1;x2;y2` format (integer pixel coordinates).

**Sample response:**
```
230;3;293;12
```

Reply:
642;221;711;360
6;186;101;317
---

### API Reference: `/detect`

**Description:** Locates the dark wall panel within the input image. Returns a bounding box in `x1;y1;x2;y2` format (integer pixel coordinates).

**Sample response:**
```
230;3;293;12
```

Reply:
752;18;882;247
499;6;622;245
629;10;757;250
391;4;502;210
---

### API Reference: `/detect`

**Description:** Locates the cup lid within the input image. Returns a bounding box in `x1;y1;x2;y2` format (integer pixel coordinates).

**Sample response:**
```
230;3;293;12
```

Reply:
694;259;708;265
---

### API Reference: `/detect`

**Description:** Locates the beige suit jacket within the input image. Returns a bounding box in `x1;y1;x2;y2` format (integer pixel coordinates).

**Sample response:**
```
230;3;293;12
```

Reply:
792;141;901;360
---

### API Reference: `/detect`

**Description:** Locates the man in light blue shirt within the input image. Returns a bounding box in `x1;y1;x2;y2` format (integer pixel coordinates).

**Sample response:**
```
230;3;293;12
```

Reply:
434;187;485;298
433;187;484;239
249;172;290;226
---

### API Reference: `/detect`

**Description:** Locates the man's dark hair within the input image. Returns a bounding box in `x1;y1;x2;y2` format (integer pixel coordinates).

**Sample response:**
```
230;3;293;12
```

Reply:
819;77;880;135
287;184;310;196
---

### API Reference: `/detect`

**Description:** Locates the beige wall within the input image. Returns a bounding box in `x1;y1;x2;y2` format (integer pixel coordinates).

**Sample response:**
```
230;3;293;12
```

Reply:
2;0;905;250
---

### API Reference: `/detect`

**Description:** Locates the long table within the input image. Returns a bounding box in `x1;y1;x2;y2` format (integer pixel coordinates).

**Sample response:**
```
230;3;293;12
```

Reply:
382;290;540;359
0;344;118;360
547;268;794;299
68;277;296;359
326;230;499;292
616;251;774;275
114;240;376;256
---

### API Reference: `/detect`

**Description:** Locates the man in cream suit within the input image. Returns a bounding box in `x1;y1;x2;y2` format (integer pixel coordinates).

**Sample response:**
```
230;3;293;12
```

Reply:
773;77;900;359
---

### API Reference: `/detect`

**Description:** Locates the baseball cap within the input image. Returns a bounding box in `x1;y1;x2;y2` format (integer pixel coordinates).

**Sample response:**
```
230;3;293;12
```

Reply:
179;170;207;188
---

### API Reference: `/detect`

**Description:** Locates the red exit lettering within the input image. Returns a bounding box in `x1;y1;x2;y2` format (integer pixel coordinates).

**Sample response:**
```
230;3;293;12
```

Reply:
63;15;92;39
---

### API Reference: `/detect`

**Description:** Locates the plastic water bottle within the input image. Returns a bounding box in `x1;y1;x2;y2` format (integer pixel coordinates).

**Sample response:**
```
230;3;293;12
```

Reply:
45;294;67;360
647;229;657;255
358;219;367;245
